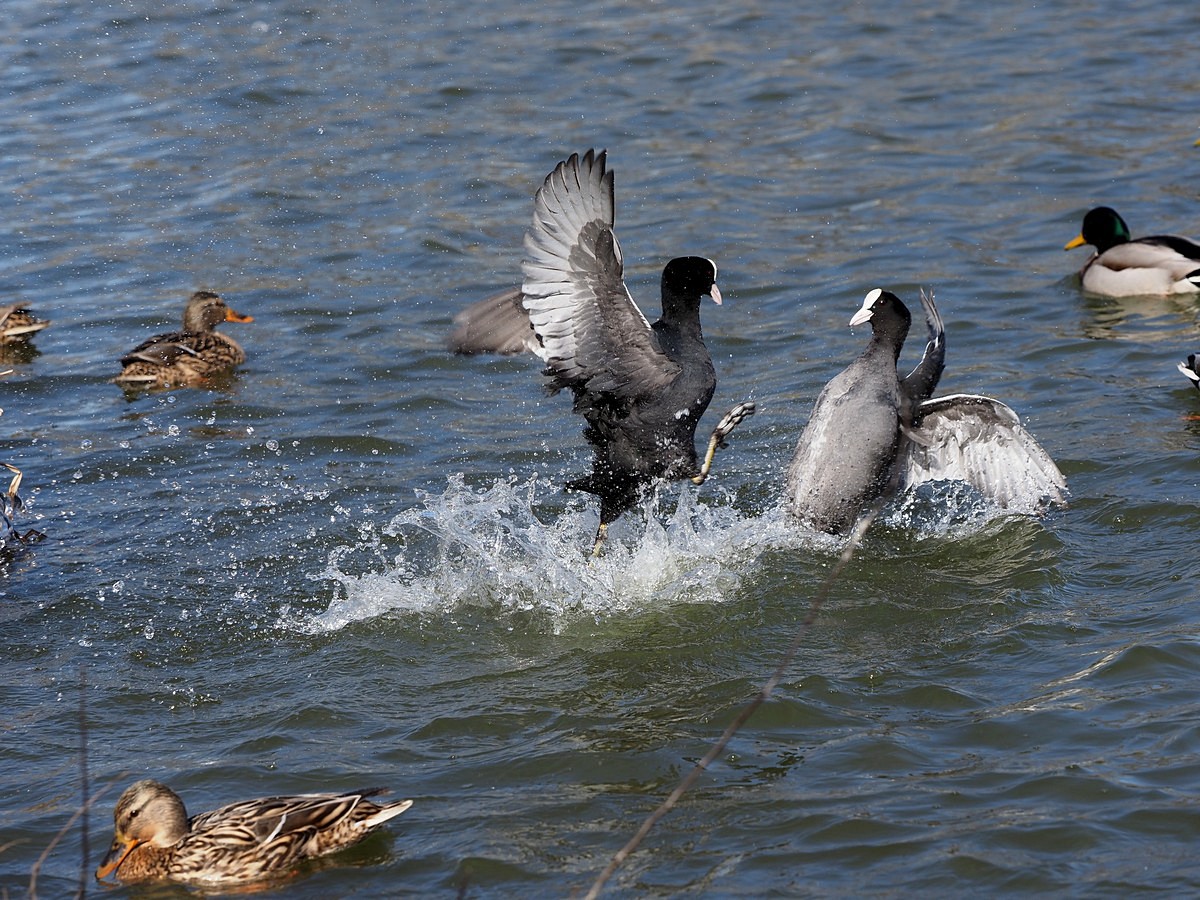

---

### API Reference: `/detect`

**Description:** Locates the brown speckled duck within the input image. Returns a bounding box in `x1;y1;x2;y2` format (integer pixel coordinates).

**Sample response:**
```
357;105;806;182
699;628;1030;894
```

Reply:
95;779;413;887
0;304;49;344
114;291;253;388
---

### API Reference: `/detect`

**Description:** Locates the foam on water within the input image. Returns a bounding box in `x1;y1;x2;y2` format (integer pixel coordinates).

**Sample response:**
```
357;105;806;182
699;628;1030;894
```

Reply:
283;471;1059;634
285;475;796;633
882;476;1062;541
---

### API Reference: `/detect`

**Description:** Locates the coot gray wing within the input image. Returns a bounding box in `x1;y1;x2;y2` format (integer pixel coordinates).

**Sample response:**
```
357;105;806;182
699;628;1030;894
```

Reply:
899;393;1067;510
446;287;538;356
520;149;679;399
900;288;945;410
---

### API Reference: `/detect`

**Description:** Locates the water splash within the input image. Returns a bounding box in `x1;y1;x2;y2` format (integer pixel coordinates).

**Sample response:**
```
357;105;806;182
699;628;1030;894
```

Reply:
882;477;1058;540
287;475;793;634
285;473;1058;634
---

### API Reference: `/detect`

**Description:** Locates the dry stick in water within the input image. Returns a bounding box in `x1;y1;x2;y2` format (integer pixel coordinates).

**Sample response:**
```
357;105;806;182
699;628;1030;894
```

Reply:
582;504;883;900
78;667;90;899
29;780;122;900
28;666;111;900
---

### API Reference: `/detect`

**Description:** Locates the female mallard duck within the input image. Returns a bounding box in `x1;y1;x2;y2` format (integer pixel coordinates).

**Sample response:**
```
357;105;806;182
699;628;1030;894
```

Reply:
114;291;253;388
0;304;49;344
96;779;413;887
1065;206;1200;297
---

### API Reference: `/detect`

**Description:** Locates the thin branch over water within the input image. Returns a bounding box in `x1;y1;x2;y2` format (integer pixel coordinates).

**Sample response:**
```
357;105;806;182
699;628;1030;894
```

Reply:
583;506;881;899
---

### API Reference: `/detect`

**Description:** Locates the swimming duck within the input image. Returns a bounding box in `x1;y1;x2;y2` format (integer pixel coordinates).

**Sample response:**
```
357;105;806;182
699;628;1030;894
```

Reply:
114;291;253;388
786;289;1065;533
0;304;49;345
95;779;413;887
1065;206;1200;297
448;150;754;554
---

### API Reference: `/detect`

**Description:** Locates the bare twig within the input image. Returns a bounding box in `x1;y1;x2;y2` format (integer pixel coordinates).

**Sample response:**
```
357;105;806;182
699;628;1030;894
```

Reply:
77;668;90;900
29;778;122;900
29;666;116;900
583;503;883;900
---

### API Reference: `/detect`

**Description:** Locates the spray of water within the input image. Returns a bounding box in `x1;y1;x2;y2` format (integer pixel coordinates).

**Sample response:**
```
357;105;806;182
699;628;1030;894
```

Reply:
283;470;1054;635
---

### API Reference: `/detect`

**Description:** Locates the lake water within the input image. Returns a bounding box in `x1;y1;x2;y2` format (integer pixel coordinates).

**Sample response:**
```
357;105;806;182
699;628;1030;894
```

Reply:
4;0;1200;896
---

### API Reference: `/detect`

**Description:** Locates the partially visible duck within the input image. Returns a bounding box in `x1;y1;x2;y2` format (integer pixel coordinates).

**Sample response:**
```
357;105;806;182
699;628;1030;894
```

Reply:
448;150;754;554
95;779;413;887
114;291;253;389
1065;206;1200;297
0;304;49;345
0;462;35;549
1178;354;1200;389
0;378;40;548
786;289;1065;533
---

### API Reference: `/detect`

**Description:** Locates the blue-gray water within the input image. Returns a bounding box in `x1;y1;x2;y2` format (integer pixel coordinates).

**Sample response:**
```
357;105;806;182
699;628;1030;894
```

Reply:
3;1;1200;896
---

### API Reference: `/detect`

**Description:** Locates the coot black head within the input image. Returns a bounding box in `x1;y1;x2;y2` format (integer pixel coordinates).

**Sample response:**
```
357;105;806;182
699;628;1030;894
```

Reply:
660;256;721;318
850;288;911;360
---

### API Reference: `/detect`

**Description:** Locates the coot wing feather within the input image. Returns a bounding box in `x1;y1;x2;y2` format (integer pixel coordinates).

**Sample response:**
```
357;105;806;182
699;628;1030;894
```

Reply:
901;288;945;407
446;287;538;356
900;393;1066;508
520;150;678;399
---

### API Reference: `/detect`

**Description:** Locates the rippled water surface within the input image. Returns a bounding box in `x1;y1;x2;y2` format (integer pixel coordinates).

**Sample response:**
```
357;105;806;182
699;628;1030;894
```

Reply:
4;1;1200;896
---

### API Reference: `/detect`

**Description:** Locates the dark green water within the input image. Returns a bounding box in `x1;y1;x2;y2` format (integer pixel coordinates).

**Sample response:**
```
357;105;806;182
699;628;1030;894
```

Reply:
3;1;1200;897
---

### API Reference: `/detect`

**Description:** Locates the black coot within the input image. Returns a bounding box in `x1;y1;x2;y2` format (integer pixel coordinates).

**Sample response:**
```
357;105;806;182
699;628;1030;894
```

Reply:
449;150;754;554
787;289;1065;533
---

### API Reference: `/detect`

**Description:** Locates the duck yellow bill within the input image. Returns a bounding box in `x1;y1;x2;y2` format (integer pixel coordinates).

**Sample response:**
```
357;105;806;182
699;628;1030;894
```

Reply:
95;837;139;880
225;308;255;323
1064;234;1087;250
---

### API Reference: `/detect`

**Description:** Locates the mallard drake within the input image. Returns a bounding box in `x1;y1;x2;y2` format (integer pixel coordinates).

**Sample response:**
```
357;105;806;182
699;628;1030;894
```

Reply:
447;150;754;555
114;291;253;388
786;289;1066;533
1065;206;1200;297
0;304;49;344
95;779;413;887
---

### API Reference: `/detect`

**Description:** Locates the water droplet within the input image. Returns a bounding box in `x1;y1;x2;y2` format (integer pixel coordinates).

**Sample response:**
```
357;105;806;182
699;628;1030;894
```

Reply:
266;439;279;452
80;439;93;450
